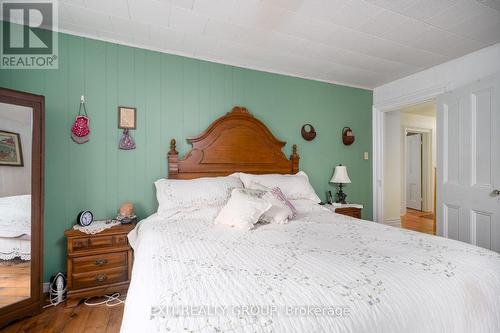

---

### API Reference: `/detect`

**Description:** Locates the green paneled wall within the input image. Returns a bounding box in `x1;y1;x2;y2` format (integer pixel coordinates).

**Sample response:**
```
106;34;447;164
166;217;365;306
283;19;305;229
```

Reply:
0;33;373;281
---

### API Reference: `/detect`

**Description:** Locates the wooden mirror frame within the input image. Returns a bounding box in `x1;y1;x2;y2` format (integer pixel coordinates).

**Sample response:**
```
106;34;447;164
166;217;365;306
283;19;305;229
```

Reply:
0;87;44;327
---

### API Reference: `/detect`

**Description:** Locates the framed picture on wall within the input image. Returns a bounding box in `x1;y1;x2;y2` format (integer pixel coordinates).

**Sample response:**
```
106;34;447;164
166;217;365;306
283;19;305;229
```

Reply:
118;106;137;129
0;130;23;166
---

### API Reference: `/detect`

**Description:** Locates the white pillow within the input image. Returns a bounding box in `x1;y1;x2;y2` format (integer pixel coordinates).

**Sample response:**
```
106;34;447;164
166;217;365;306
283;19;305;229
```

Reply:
239;171;321;203
154;176;243;218
214;188;271;229
289;199;322;214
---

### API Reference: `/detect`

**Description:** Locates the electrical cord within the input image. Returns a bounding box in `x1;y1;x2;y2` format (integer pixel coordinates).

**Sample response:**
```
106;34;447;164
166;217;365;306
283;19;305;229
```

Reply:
84;292;126;307
43;284;67;308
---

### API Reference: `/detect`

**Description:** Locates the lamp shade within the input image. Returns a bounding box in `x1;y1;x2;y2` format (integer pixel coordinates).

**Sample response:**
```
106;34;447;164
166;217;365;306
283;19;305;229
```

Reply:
330;165;351;184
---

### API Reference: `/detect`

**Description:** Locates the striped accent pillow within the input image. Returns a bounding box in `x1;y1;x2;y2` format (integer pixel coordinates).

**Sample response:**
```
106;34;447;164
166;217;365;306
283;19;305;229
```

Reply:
270;187;297;218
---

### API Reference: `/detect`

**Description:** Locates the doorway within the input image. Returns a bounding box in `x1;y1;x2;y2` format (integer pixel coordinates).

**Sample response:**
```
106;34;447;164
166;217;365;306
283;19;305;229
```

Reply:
406;132;422;211
381;100;437;234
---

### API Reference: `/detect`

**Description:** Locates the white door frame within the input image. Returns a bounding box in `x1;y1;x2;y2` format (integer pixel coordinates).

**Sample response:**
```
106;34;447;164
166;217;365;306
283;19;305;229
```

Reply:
372;84;449;223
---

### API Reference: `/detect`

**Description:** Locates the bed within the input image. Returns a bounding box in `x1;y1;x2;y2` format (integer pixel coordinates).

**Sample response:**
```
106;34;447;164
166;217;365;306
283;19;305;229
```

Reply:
0;194;31;261
121;107;500;333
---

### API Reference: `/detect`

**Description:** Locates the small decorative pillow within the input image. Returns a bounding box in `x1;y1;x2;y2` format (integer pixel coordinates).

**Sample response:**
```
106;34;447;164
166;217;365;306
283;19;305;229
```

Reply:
269;187;297;218
239;171;321;203
249;182;297;219
155;176;243;218
214;188;271;229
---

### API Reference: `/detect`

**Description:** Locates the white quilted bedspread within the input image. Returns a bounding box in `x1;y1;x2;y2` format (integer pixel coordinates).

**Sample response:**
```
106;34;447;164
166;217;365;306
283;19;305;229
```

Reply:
0;194;31;238
121;206;500;333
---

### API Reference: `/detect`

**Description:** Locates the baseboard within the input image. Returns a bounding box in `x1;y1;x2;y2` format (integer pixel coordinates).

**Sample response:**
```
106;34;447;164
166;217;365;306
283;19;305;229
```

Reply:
384;218;401;227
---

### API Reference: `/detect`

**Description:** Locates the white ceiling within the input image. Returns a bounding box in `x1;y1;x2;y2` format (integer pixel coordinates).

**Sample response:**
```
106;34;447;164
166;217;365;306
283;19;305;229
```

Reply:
57;0;500;89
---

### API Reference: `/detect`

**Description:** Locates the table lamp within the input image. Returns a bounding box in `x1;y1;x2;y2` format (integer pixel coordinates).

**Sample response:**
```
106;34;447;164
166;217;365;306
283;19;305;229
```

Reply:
330;164;351;204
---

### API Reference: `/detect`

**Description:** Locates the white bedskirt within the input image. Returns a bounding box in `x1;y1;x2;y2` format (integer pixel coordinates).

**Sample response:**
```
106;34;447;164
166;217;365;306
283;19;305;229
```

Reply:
0;235;31;260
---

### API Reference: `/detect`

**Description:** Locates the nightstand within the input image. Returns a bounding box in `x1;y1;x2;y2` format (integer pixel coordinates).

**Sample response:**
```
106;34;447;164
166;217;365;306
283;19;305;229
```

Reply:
325;203;363;219
64;223;134;307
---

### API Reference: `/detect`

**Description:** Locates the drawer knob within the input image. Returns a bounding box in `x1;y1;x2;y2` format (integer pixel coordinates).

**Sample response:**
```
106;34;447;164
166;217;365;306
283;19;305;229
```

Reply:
95;274;107;282
95;258;108;266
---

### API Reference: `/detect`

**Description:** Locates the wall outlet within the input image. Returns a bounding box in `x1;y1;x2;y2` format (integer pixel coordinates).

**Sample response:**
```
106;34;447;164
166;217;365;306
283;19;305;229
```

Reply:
363;152;369;160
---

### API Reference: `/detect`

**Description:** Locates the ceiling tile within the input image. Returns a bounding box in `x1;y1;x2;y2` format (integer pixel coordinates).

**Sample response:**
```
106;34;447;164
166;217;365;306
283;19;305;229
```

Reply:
109;16;150;40
193;0;236;22
149;26;185;51
169;5;209;35
382;18;434;44
467;21;500;44
327;0;384;29
172;0;195;10
409;28;486;57
60;3;112;32
272;14;340;45
128;0;171;28
84;0;130;19
357;10;411;37
397;0;457;21
425;0;483;29
363;0;416;12
476;0;500;12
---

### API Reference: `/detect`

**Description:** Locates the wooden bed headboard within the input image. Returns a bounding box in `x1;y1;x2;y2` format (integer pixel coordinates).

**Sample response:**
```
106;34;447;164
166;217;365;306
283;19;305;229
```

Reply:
168;106;299;179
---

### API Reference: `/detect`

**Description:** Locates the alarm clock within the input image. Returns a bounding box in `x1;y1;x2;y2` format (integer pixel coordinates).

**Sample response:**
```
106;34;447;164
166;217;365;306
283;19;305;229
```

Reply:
77;210;93;227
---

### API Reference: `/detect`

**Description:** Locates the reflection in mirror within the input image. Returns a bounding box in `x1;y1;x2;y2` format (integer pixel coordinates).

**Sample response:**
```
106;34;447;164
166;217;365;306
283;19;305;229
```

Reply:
0;102;32;308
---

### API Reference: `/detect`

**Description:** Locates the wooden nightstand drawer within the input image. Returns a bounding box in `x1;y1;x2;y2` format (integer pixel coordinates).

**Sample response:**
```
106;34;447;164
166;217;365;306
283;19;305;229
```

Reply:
335;207;361;219
71;238;88;251
72;252;127;274
113;234;128;247
87;236;113;249
72;266;128;290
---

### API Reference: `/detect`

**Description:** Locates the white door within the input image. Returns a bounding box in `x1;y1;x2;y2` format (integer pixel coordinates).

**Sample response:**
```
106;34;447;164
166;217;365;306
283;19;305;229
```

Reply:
406;133;422;210
437;73;500;252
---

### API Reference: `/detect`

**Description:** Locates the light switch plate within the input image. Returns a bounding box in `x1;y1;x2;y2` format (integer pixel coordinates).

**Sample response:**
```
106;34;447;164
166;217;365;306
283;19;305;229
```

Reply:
363;152;369;160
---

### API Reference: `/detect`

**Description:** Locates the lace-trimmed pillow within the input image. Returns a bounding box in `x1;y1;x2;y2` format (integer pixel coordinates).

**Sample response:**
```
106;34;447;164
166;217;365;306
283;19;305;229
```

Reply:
154;176;243;218
224;188;293;224
239;171;321;203
214;188;271;229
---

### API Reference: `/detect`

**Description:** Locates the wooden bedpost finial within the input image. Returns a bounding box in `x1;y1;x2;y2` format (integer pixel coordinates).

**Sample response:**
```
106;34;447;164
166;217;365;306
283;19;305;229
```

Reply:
291;144;299;174
168;138;179;178
169;138;178;155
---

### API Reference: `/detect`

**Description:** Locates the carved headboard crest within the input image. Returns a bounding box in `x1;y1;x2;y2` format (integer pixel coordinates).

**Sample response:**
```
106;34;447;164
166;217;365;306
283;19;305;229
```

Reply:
168;106;299;179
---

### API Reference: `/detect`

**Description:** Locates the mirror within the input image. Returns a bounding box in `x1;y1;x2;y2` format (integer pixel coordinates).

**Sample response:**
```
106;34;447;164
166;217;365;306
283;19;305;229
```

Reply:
0;103;32;308
0;88;43;327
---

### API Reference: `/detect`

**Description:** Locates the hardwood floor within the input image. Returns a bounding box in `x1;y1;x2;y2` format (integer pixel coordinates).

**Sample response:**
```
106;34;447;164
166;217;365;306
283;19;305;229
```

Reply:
401;208;435;235
2;298;124;333
0;261;30;308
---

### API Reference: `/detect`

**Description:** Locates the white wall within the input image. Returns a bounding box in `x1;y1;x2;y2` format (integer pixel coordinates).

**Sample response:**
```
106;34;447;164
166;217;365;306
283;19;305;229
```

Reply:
383;111;436;222
374;43;500;109
0;104;32;197
383;112;401;222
